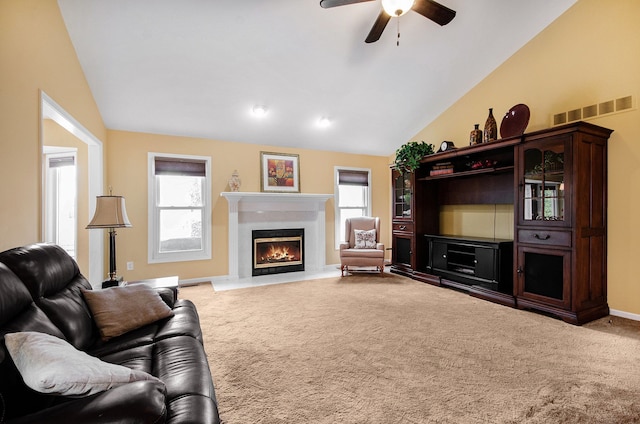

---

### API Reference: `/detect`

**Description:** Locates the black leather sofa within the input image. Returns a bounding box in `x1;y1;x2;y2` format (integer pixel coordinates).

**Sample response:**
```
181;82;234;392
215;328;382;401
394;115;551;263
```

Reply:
0;243;220;423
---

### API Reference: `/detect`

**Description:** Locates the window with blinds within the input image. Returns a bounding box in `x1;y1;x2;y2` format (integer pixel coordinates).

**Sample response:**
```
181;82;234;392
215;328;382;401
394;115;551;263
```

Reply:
334;167;371;249
148;153;211;263
44;152;77;258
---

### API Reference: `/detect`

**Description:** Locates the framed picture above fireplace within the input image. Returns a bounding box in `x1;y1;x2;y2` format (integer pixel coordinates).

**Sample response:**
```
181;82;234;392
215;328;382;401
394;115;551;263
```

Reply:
260;152;300;193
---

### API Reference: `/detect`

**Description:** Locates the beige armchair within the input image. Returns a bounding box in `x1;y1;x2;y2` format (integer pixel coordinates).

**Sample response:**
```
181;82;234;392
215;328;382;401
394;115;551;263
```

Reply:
339;216;385;276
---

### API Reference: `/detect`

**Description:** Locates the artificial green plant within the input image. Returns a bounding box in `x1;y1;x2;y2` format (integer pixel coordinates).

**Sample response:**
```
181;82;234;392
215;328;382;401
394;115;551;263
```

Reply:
392;141;434;173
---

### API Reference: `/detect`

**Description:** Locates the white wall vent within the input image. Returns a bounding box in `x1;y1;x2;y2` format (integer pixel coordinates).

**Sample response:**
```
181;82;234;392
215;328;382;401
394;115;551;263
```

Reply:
551;94;636;126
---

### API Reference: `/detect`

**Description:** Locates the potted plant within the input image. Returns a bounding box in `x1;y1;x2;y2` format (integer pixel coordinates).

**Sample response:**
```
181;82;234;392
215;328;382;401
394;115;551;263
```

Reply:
392;141;434;173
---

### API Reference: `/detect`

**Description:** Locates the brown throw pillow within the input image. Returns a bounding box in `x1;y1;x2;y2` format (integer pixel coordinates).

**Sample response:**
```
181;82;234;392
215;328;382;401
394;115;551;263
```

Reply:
82;284;174;341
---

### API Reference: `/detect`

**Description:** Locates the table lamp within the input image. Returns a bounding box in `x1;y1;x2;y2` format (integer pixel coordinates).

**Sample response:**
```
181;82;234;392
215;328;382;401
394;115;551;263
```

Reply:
86;193;132;288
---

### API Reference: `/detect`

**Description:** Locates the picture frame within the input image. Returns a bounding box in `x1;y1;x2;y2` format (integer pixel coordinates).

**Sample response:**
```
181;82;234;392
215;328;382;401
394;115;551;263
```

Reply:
260;152;300;193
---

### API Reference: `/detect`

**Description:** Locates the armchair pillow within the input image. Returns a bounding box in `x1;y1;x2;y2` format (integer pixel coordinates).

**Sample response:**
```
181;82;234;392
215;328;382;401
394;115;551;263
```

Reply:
81;284;173;341
354;229;377;249
4;331;162;397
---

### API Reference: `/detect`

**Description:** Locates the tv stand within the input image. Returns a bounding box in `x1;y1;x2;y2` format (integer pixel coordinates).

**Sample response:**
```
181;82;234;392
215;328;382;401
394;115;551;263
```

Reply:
391;121;613;324
426;235;514;306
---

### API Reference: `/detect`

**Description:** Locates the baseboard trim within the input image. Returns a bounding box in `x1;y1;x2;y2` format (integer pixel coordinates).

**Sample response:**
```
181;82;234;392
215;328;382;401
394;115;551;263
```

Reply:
610;308;640;322
178;277;213;287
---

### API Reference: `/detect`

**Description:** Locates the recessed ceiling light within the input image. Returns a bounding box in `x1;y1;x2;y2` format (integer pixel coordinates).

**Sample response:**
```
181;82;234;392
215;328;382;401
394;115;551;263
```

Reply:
251;105;268;118
317;117;331;128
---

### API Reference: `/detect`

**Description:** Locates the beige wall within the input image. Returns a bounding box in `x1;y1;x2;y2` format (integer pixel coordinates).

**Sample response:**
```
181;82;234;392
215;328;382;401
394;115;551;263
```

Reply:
0;0;106;249
412;0;640;315
107;130;392;281
4;0;640;318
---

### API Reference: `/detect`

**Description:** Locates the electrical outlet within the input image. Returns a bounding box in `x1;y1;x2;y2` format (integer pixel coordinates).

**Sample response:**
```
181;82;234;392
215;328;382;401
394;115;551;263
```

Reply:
126;261;134;271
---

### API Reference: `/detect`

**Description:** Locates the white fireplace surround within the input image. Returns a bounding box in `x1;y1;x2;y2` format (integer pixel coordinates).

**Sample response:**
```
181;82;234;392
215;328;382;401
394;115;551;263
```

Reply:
221;192;333;279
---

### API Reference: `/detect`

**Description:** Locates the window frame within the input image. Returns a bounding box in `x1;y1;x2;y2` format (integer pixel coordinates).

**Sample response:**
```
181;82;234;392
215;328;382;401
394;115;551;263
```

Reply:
334;166;372;249
44;149;78;259
148;152;212;263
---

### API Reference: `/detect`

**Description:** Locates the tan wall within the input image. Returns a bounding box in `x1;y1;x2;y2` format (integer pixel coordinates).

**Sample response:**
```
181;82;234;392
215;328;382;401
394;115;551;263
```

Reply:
5;0;640;318
107;130;392;281
412;0;640;315
0;0;106;250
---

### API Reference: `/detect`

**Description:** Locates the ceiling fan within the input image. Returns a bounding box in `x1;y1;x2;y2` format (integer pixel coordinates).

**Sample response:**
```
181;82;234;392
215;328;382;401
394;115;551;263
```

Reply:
319;0;456;43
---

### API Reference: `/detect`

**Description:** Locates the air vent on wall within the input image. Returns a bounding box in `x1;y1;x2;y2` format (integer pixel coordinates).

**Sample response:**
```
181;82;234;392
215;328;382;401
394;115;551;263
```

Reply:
599;100;614;114
567;108;582;122
552;94;636;126
582;104;597;119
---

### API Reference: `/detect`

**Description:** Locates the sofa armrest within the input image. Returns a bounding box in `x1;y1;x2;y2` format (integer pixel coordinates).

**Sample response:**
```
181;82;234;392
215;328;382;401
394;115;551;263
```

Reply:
9;380;166;424
339;242;349;251
156;287;177;308
377;243;384;251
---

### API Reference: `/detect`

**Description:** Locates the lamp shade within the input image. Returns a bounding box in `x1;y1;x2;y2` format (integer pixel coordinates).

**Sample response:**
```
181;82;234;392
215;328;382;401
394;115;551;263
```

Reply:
86;196;132;229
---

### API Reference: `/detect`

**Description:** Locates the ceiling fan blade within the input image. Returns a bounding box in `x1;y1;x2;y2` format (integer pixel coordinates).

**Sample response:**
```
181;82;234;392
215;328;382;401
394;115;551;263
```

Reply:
319;0;375;8
365;11;391;43
412;0;456;26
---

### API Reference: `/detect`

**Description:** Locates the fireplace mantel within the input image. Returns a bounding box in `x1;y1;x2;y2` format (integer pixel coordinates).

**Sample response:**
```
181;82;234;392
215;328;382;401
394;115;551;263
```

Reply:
221;192;333;212
221;192;333;279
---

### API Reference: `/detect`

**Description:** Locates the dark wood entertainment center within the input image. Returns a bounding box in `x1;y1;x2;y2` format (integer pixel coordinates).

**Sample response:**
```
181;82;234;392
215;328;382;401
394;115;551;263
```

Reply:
391;121;613;325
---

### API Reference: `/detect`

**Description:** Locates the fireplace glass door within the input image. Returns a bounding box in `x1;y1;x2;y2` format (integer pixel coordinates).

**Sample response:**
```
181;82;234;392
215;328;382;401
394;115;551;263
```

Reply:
252;229;304;276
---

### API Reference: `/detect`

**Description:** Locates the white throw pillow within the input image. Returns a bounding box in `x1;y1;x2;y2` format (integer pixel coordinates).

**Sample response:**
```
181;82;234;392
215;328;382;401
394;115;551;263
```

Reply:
4;331;163;397
354;229;377;249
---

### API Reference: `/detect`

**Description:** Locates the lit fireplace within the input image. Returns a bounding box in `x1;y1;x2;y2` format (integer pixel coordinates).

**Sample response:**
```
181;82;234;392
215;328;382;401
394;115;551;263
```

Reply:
252;229;304;276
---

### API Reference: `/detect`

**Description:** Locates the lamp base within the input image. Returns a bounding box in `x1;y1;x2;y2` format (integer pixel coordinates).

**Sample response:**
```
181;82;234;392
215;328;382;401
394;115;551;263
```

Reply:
101;276;124;289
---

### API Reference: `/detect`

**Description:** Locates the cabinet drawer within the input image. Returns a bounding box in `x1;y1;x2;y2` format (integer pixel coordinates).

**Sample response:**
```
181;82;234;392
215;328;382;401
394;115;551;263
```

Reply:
393;222;414;233
517;229;571;247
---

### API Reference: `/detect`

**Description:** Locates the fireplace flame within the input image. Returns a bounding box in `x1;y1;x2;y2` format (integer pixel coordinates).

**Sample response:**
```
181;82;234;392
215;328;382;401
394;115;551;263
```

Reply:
261;244;297;262
253;233;303;273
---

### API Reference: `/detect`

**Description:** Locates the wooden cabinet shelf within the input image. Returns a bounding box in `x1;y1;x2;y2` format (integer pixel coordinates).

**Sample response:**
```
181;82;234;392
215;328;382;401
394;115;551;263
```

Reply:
391;121;613;325
420;136;521;163
419;165;515;181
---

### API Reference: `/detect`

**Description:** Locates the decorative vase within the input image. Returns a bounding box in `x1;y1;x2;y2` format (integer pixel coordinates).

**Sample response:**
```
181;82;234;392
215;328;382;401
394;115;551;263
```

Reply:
484;108;497;142
470;124;483;146
228;170;241;192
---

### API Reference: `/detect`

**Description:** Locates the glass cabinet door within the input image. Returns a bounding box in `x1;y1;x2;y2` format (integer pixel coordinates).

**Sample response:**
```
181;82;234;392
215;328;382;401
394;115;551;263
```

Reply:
522;142;565;223
394;172;412;219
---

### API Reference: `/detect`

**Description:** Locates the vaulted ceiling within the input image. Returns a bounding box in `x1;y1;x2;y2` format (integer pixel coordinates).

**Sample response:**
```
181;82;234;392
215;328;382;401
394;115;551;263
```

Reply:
57;0;577;156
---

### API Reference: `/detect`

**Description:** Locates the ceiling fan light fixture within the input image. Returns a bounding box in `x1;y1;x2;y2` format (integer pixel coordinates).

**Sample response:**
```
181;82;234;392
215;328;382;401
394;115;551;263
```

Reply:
317;117;332;128
251;105;268;118
381;0;414;17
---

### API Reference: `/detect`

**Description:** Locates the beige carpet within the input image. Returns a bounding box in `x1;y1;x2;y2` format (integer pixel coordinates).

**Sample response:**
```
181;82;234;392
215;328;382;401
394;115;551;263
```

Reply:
180;273;640;423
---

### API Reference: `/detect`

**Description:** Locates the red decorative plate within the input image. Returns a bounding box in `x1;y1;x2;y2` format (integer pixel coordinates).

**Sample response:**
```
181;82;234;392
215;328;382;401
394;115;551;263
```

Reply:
500;104;530;138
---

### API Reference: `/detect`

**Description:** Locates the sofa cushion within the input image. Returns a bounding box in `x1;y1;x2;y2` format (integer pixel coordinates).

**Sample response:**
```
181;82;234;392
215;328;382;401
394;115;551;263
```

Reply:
4;331;163;397
10;381;168;424
0;243;97;351
155;299;203;342
153;336;216;400
340;248;384;258
0;264;70;418
0;264;33;328
0;243;80;299
82;284;174;341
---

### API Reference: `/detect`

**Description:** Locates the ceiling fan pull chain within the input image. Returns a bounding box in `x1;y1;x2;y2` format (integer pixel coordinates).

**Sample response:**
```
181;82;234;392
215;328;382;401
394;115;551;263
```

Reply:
396;17;400;46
